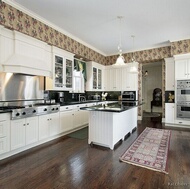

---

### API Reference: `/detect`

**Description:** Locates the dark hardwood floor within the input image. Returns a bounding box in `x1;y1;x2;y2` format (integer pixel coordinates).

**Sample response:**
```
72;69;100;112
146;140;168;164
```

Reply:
0;116;190;189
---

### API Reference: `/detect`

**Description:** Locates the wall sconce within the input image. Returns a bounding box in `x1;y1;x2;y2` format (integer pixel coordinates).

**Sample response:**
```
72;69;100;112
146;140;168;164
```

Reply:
143;70;148;77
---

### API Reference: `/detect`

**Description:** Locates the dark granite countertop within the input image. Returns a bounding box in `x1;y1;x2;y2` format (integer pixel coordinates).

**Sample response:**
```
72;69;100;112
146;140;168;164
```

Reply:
80;101;142;113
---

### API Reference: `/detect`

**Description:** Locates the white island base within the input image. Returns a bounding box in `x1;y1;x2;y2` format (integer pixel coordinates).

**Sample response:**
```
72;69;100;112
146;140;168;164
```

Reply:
88;107;138;150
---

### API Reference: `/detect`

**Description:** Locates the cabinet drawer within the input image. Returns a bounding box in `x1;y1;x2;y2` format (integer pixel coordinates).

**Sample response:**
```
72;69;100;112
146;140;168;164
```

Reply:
0;121;8;137
0;137;8;154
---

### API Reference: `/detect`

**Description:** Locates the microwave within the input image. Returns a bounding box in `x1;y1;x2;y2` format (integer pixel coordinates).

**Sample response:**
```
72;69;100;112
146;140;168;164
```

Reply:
122;91;136;101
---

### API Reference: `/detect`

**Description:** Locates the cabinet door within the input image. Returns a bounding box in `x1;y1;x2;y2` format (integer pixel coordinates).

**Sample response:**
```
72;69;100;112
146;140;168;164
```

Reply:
25;117;38;145
11;119;26;150
0;138;8;154
175;59;188;79
110;68;122;91
73;109;82;129
122;66;138;91
65;58;73;89
81;110;89;126
165;103;175;124
49;113;60;137
93;67;97;89
54;55;64;88
97;69;102;89
187;60;190;77
39;115;49;140
165;58;175;90
104;68;111;91
60;110;73;133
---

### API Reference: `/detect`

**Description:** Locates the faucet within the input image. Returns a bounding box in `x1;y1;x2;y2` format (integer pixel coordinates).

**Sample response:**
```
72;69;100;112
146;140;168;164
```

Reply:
79;94;86;102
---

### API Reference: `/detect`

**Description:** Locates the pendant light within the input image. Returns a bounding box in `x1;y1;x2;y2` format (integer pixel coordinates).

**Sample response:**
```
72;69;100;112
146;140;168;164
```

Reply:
130;35;138;73
113;16;125;66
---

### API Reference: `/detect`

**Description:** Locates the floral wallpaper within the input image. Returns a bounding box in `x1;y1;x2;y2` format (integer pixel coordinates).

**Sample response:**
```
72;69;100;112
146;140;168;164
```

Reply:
106;46;171;65
171;39;190;55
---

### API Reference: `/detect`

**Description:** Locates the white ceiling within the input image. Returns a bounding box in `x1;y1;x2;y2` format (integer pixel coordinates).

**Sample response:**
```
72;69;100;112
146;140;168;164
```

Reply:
7;0;190;56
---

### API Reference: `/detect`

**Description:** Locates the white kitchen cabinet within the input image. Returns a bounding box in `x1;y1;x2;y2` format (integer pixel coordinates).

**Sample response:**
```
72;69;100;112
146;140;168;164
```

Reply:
39;112;60;140
105;66;122;91
73;107;82;129
86;61;104;91
59;104;89;133
175;54;190;79
80;104;89;126
165;57;175;90
0;113;10;154
60;109;74;133
45;46;74;91
165;103;175;124
122;63;138;91
49;113;60;136
104;63;138;91
11;117;38;150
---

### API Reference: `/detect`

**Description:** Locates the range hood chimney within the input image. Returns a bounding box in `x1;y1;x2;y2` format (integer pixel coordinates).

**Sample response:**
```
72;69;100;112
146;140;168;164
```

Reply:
0;28;52;77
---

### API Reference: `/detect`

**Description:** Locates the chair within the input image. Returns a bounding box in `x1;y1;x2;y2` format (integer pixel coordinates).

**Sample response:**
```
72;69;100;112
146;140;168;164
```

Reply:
151;88;162;112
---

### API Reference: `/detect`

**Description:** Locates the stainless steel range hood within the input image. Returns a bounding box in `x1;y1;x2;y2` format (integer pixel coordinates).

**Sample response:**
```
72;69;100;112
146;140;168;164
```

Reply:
0;27;52;77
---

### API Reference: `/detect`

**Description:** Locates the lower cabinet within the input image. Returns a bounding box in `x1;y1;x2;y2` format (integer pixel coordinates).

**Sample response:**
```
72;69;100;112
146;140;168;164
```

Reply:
0;113;10;154
59;104;89;133
165;103;175;124
60;109;73;133
39;112;60;141
11;116;39;150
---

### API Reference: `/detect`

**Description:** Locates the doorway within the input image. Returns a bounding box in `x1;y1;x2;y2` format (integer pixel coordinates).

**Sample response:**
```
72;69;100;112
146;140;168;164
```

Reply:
142;61;162;118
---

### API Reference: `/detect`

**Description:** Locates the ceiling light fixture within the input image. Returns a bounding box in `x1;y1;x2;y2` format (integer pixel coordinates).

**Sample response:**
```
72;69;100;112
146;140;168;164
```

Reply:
130;35;138;73
113;16;125;66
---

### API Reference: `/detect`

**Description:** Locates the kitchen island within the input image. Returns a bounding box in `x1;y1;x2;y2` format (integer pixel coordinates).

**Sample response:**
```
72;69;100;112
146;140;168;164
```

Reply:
80;101;141;150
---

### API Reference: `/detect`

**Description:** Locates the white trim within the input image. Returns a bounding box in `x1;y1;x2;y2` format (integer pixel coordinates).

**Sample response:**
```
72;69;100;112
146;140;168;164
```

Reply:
2;0;106;56
108;44;171;57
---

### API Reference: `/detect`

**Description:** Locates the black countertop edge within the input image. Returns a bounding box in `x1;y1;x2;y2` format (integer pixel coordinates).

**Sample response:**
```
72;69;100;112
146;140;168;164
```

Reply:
60;100;116;106
80;103;142;113
60;100;140;106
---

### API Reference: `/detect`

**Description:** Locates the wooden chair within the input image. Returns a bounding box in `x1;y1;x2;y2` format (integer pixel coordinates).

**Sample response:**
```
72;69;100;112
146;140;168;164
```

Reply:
151;88;162;112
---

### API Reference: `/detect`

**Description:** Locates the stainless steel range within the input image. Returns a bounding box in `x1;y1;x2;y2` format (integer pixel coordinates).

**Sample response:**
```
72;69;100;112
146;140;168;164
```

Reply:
9;104;60;120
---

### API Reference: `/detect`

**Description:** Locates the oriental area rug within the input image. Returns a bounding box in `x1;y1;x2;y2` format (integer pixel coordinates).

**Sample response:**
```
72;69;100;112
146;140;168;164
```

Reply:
119;127;171;174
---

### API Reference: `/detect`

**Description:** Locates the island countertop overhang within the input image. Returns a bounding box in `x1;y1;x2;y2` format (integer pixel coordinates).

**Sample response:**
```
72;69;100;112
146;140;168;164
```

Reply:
80;101;142;113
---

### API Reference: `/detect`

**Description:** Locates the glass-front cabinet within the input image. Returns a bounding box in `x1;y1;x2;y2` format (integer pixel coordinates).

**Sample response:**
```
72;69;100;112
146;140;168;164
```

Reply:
86;61;104;91
45;47;74;91
97;69;102;89
65;59;73;88
93;67;97;89
54;55;64;88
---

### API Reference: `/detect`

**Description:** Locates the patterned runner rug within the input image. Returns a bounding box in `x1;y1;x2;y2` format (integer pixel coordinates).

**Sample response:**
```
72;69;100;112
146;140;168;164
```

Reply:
119;127;171;174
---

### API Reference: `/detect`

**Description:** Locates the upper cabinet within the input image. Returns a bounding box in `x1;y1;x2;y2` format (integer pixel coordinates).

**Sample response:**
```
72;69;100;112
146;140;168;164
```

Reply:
121;63;138;91
104;63;138;91
45;47;74;91
104;66;122;91
0;26;52;77
86;61;104;91
165;57;175;90
175;53;190;79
